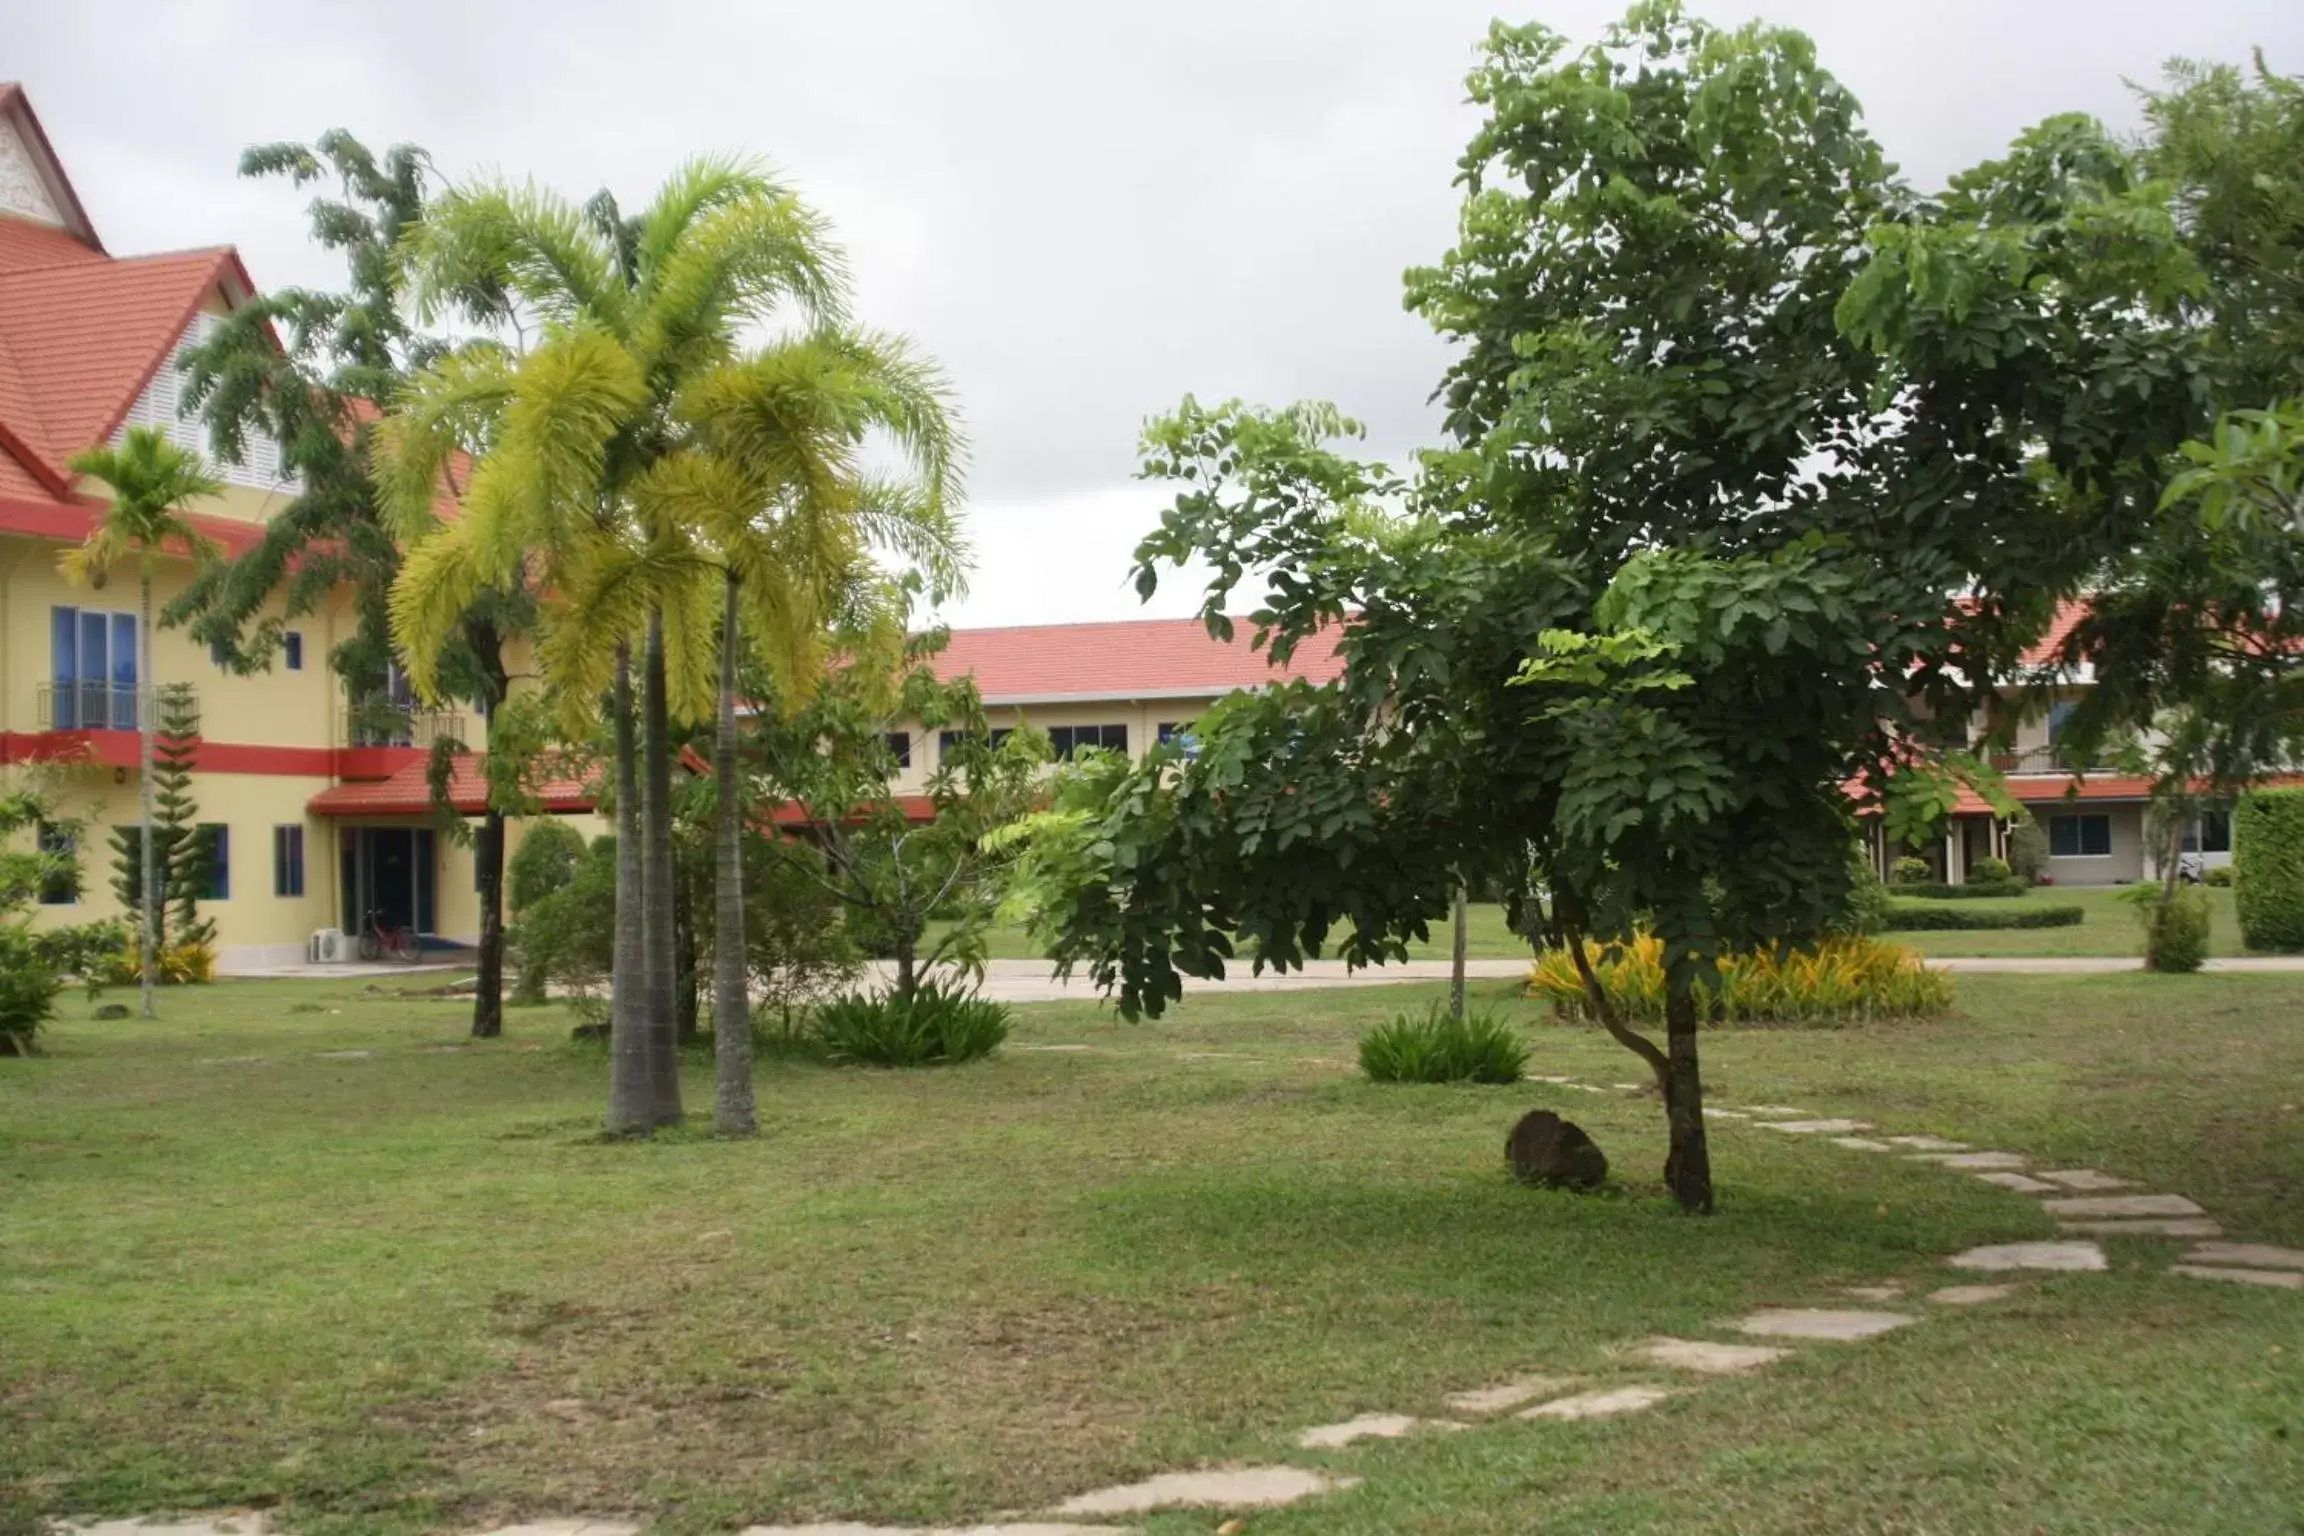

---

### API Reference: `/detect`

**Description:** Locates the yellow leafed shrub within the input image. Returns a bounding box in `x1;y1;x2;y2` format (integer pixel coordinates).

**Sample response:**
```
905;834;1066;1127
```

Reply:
1527;933;1951;1026
98;940;218;988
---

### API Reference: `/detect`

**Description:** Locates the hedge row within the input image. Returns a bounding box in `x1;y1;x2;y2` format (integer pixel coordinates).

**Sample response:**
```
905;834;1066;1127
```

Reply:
2234;788;2304;952
1880;902;2085;931
1887;880;2030;900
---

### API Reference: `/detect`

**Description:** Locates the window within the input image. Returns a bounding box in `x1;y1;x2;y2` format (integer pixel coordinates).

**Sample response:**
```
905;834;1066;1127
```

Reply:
195;824;231;901
37;821;77;905
2047;813;2112;859
273;824;305;898
885;731;912;769
938;727;1015;757
48;606;138;729
2046;699;2078;742
283;631;304;671
2183;810;2232;855
1047;723;1128;759
112;311;299;492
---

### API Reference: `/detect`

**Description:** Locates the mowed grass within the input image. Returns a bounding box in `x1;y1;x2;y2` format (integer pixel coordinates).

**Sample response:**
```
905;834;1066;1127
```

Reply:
2;973;2300;1534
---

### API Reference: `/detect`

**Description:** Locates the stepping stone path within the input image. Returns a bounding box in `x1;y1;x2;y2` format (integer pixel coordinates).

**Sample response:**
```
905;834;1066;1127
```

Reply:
1635;1337;1787;1375
79;1067;2296;1536
1055;1467;1354;1516
1443;1375;1576;1415
1949;1242;2107;1272
1519;1385;1672;1421
1297;1413;1465;1448
1733;1308;1917;1342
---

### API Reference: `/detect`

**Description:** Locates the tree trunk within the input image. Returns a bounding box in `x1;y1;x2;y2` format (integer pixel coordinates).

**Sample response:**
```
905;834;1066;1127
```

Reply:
1449;881;1469;1022
137;577;157;1022
641;609;684;1125
712;568;756;1137
893;930;917;1002
469;624;510;1040
606;644;650;1132
471;808;505;1039
1659;974;1714;1214
2146;808;2186;973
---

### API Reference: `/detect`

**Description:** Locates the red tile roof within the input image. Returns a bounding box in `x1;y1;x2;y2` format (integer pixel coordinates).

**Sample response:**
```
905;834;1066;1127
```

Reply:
929;616;1346;701
307;754;603;818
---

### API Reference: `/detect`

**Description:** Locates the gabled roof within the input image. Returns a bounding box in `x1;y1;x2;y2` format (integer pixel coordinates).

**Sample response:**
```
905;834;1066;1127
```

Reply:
929;615;1346;703
307;755;604;818
0;84;103;252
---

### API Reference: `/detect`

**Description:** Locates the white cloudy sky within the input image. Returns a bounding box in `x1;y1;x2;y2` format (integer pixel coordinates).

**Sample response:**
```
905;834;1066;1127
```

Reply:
16;1;2304;626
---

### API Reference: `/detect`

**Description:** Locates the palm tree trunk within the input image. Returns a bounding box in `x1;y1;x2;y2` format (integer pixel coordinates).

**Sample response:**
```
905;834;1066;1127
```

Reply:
606;643;650;1132
138;577;157;1022
712;567;756;1137
1449;881;1469;1022
471;808;505;1039
642;608;684;1126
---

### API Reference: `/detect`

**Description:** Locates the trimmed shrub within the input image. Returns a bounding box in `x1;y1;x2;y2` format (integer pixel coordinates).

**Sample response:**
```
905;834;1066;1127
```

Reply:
1833;852;1891;936
1879;902;2085;931
2234;789;2304;951
1527;934;1953;1025
1887;879;2029;900
1967;856;2014;885
507;819;588;914
812;980;1010;1066
1359;1005;1529;1084
2202;864;2235;888
1892;855;1932;885
2007;812;2050;886
2117;884;2210;973
0;922;61;1057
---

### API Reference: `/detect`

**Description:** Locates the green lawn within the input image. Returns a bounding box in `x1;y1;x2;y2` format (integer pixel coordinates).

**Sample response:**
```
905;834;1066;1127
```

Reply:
3;974;2300;1534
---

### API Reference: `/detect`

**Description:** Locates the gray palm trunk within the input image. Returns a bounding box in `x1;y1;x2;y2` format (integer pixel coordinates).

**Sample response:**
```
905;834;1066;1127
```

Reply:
712;568;756;1136
1449;881;1468;1022
138;574;157;1022
641;610;684;1125
606;644;651;1131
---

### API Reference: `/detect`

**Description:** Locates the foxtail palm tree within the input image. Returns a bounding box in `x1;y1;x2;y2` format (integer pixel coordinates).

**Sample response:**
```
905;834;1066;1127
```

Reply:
381;159;845;1133
59;427;224;1020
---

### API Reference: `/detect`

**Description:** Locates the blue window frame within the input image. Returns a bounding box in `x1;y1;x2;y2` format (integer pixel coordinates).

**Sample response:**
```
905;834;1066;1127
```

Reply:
283;631;304;671
2047;814;2111;859
37;821;78;905
273;824;305;898
49;606;138;728
197;824;231;901
1157;721;1202;759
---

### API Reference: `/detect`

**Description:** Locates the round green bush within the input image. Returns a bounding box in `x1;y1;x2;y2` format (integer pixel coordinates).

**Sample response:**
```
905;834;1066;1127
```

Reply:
2006;813;2050;886
1359;1005;1528;1083
1892;855;1932;885
1967;856;2014;885
2233;789;2304;952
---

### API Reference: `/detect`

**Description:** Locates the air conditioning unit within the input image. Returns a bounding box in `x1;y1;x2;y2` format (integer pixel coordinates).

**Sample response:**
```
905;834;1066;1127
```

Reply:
308;928;351;964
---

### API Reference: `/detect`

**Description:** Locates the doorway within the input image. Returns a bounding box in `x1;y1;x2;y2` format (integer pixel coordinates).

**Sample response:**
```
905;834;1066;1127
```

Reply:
339;826;436;937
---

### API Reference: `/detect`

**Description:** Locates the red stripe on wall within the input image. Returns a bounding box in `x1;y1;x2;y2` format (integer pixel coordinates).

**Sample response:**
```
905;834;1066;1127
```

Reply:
0;730;428;779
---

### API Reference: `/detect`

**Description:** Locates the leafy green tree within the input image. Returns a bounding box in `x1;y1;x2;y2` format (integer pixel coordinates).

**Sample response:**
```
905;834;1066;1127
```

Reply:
1018;6;2187;1213
58;429;223;1020
0;775;97;1055
175;131;535;1038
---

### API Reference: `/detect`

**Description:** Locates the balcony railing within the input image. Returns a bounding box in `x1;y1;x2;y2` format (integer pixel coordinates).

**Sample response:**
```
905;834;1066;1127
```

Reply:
35;682;200;734
345;704;473;750
1992;745;2112;775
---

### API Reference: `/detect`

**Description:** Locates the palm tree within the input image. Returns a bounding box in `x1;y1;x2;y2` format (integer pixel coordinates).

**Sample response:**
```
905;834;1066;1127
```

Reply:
380;160;845;1133
59;426;224;1020
663;329;968;1135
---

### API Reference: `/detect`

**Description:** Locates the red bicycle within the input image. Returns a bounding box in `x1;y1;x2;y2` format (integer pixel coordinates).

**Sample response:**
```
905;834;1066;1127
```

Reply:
357;908;422;963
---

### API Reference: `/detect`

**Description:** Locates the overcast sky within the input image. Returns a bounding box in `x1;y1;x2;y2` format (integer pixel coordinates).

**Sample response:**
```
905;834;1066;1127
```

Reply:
16;1;2304;627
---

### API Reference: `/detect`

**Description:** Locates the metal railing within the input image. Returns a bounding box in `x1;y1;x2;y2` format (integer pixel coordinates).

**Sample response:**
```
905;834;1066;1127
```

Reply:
1992;744;2112;775
35;681;202;733
345;703;473;750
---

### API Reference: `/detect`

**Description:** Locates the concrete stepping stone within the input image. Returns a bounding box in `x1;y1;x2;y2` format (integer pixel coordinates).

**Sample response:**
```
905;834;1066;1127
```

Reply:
1929;1283;2019;1305
2058;1218;2222;1238
1016;1044;1095;1053
1843;1285;1903;1301
1296;1413;1466;1448
2170;1264;2304;1291
1739;1105;1808;1117
1518;1385;1672;1421
1884;1135;1969;1152
2040;1194;2204;1219
1973;1171;2061;1194
1055;1467;1354;1515
1532;1075;1576;1085
313;1049;376;1060
2186;1242;2304;1271
1832;1137;1893;1151
1732;1308;1916;1341
64;1522;270;1535
473;1524;641;1536
1443;1375;1577;1415
1634;1337;1787;1375
1758;1118;1873;1135
1919;1151;2027;1170
1701;1107;1748;1120
1948;1241;2106;1272
2036;1169;2129;1191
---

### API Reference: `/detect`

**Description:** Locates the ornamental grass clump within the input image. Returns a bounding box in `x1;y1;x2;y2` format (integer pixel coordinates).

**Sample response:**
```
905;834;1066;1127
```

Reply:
1359;1005;1529;1084
811;979;1011;1067
1528;934;1952;1026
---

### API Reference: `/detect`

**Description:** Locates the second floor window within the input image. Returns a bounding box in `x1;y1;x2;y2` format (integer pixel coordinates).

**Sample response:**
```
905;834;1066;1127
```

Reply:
49;607;138;730
1047;723;1128;760
885;731;912;769
283;632;304;671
